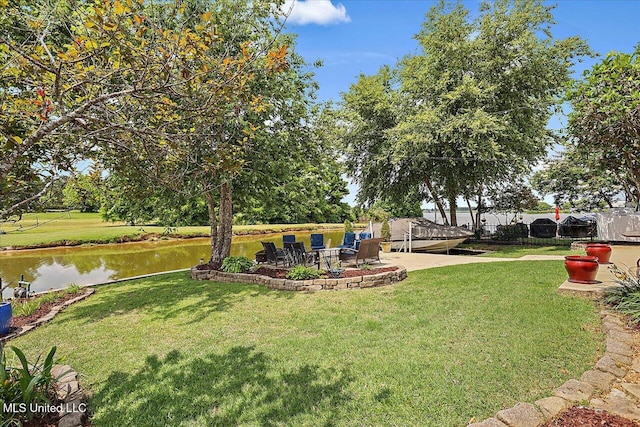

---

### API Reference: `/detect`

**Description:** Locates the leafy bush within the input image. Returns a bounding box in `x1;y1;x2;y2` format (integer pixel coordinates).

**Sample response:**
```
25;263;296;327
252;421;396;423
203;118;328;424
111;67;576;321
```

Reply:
0;345;60;423
221;256;254;273
344;220;354;233
359;263;373;270
286;266;324;280
603;264;640;324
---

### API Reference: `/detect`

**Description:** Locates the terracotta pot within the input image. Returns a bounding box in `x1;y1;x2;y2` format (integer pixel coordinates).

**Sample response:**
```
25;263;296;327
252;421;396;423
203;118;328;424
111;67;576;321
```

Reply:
564;255;599;284
585;243;612;264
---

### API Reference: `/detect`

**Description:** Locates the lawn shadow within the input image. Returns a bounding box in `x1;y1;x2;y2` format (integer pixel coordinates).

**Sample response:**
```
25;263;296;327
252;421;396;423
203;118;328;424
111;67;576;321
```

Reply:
57;272;296;325
90;346;353;426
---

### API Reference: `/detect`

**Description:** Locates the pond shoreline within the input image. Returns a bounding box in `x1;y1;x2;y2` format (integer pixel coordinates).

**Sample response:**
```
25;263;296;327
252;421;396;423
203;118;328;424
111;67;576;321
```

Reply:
0;225;345;252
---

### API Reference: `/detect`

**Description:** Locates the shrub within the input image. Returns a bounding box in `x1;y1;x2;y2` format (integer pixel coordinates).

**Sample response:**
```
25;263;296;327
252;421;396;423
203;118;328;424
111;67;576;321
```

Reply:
11;299;41;317
603;264;640;324
380;219;391;242
359;263;373;270
0;345;60;423
38;291;62;304
344;220;353;233
221;256;254;273
286;266;324;280
65;284;82;294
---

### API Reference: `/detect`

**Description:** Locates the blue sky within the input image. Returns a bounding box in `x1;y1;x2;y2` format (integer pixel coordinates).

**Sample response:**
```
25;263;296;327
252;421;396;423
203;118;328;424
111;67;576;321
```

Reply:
281;0;640;205
284;0;639;102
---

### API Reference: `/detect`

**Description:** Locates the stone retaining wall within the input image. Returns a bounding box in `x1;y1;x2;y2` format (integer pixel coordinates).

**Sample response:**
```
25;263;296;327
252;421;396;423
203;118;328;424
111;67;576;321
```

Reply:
191;267;407;291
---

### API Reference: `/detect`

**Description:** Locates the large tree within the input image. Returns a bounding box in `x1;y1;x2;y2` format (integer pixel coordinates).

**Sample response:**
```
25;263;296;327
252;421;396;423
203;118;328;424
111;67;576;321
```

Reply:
531;144;624;210
92;0;325;265
1;0;314;265
567;45;640;208
341;0;590;226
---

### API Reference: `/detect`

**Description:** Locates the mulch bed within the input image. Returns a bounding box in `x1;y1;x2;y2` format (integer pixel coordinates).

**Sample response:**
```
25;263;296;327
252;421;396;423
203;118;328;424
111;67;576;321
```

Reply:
542;407;639;427
195;263;398;279
10;291;88;329
1;289;93;339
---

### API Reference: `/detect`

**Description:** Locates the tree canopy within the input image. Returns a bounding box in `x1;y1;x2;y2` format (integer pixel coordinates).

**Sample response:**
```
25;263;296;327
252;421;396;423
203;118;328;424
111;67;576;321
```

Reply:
566;45;640;208
1;0;342;264
339;0;590;226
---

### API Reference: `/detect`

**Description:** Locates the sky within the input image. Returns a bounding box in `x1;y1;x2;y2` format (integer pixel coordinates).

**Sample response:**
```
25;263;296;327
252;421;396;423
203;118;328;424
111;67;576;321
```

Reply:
279;0;640;206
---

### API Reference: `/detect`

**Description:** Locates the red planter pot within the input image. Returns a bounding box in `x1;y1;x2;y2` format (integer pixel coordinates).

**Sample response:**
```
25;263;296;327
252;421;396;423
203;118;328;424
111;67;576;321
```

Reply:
564;255;599;284
585;243;612;264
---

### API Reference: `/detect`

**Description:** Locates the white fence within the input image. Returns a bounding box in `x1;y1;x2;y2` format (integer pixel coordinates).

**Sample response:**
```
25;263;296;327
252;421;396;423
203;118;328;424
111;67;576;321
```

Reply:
597;211;640;242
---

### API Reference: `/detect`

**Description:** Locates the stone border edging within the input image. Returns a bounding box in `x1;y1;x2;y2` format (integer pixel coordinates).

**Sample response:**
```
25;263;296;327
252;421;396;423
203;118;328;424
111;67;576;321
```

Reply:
468;309;639;426
0;289;95;343
51;364;89;427
191;266;408;291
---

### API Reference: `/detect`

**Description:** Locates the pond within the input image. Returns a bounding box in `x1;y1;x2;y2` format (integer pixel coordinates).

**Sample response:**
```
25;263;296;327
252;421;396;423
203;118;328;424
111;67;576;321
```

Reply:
0;230;344;298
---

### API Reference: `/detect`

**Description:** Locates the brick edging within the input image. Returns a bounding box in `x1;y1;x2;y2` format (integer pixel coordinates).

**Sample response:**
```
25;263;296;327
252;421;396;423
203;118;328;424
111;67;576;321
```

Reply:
51;364;89;427
191;266;408;291
1;289;95;343
468;309;638;426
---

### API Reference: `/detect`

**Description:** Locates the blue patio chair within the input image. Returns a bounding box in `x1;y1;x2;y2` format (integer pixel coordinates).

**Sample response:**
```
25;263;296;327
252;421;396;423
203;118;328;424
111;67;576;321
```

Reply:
338;232;356;249
310;233;325;250
355;231;372;250
282;234;296;245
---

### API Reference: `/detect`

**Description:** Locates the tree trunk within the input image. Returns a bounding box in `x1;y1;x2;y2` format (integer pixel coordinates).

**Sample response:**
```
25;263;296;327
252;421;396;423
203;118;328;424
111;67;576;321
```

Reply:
424;178;449;225
475;193;483;232
206;181;234;265
465;197;476;230
448;193;458;226
204;190;220;266
217;181;233;260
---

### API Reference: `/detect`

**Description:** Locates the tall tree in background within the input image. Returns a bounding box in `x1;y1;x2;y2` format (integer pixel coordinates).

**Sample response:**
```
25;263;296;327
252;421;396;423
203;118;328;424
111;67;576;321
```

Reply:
567;45;640;208
531;144;624;210
341;0;590;226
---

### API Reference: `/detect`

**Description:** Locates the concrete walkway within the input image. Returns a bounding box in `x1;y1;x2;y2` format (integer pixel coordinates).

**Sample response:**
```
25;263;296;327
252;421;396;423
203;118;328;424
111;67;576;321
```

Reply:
376;250;558;272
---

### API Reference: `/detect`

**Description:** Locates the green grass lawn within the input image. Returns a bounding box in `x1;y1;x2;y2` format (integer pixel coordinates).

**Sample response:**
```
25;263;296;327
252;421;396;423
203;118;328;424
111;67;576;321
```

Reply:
0;212;344;248
10;261;602;426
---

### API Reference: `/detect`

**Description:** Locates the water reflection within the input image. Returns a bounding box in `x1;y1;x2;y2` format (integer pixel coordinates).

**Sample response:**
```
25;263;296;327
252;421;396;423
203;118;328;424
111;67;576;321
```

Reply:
0;231;343;298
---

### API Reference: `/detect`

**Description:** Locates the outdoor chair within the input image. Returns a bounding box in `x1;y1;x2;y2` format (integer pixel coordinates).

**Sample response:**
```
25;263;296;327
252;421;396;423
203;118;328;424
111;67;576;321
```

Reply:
310;233;325;250
354;231;372;250
338;232;356;249
282;235;296;245
285;241;316;267
339;238;382;266
261;241;287;267
359;232;372;240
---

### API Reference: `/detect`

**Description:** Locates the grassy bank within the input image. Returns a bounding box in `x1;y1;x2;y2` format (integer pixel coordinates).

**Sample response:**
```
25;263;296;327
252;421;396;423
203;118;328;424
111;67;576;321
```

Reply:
11;261;602;426
0;212;345;249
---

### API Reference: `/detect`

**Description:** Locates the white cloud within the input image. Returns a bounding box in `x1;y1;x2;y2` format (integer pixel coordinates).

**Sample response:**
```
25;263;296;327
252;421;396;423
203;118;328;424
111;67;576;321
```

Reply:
282;0;351;26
